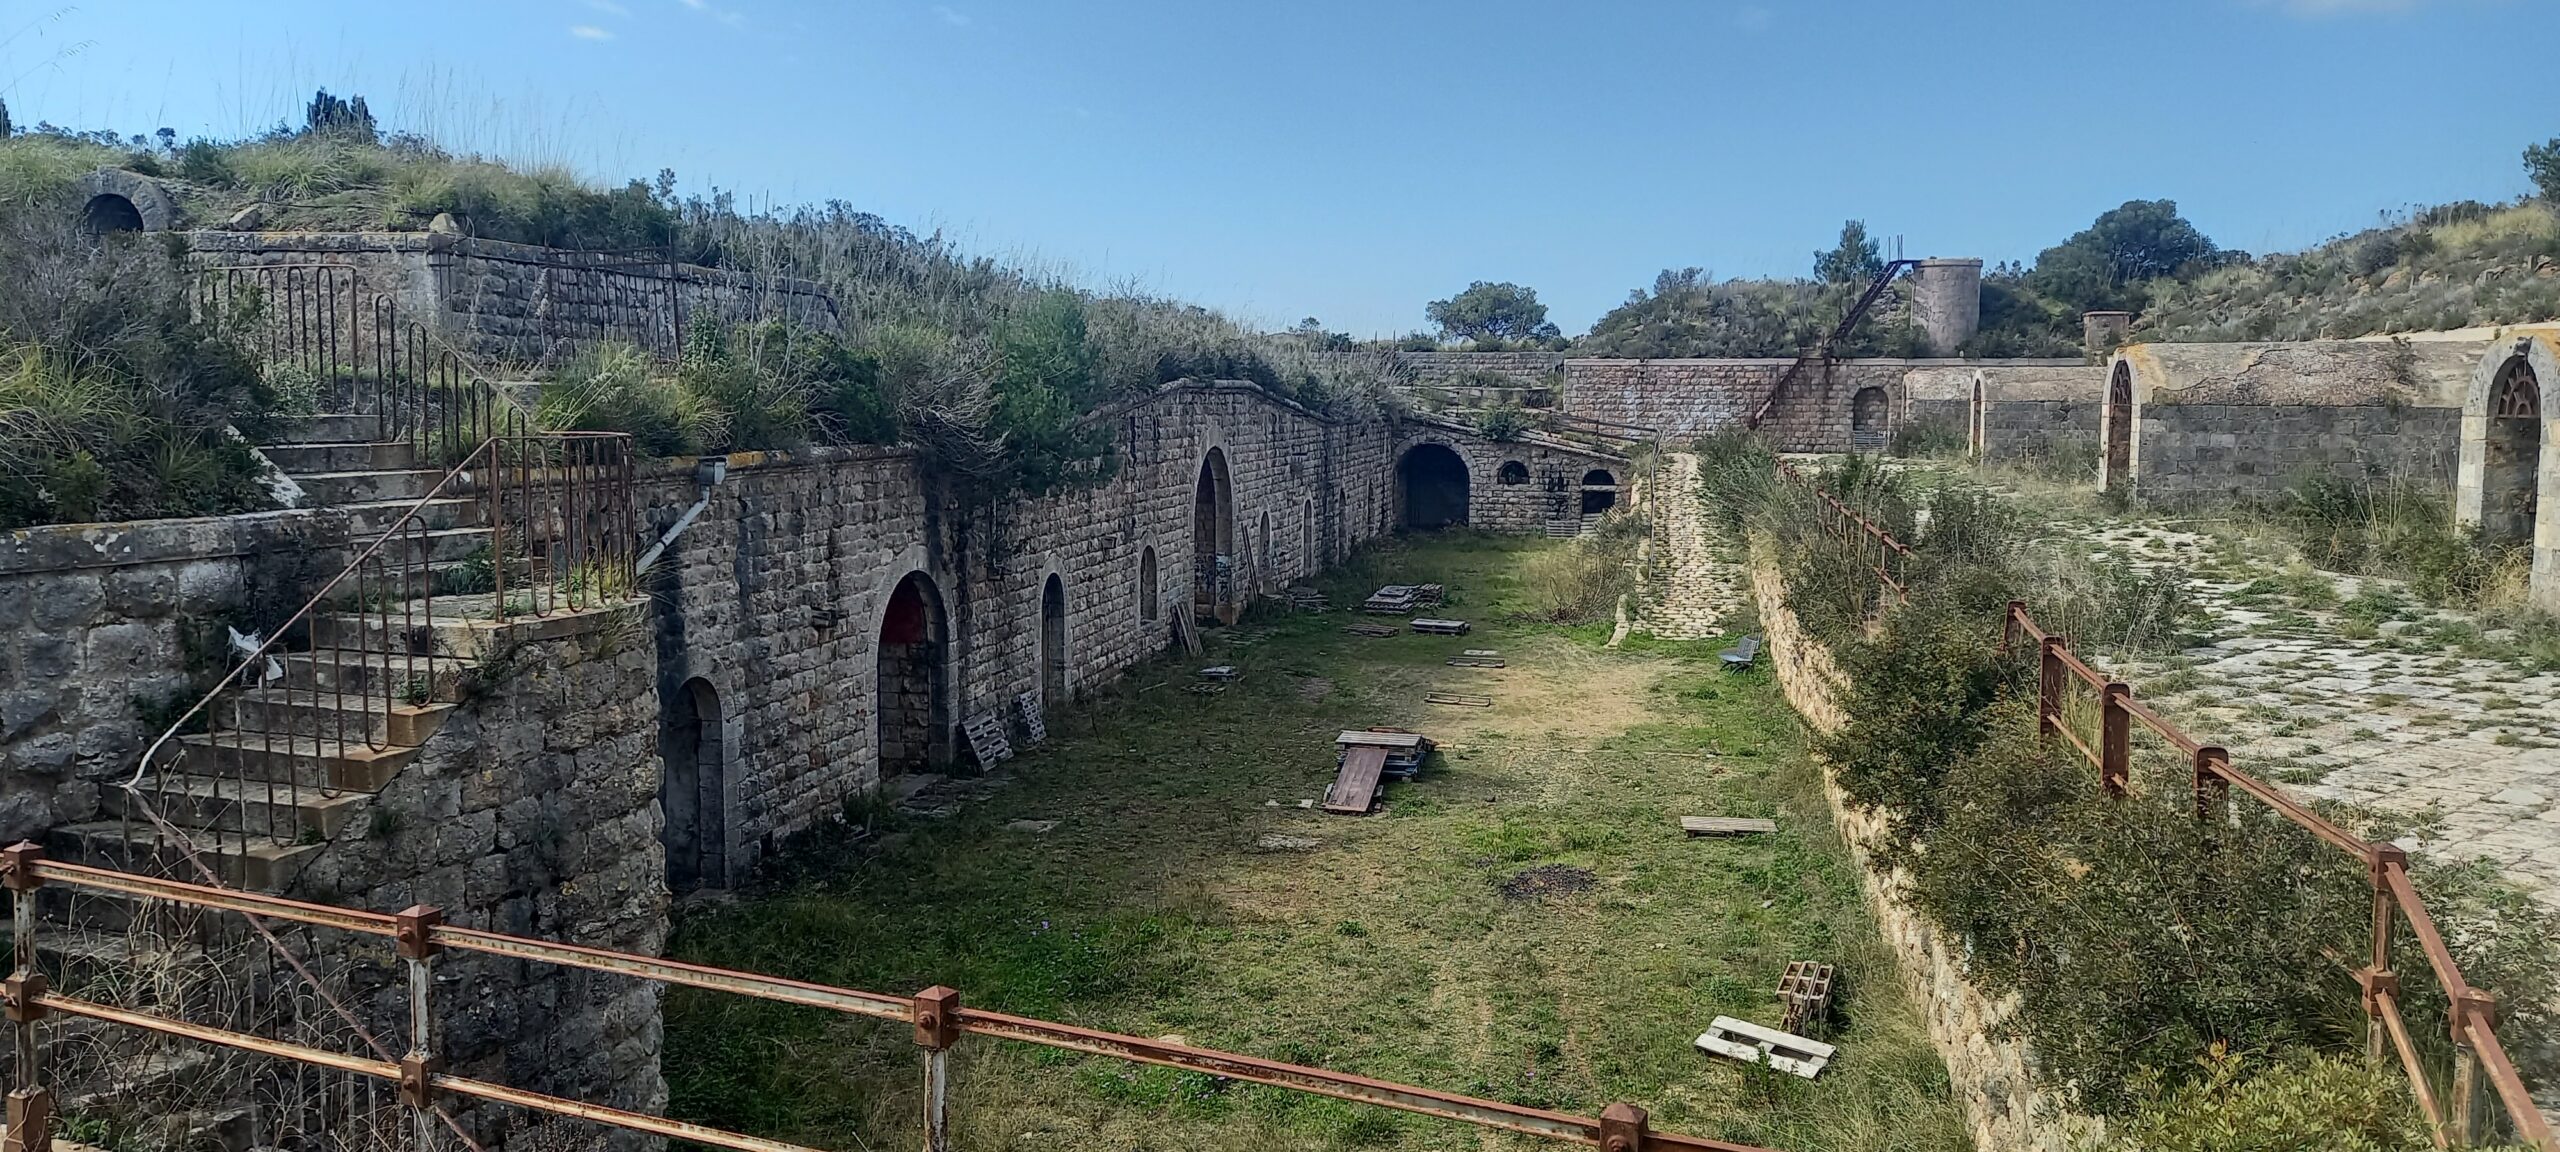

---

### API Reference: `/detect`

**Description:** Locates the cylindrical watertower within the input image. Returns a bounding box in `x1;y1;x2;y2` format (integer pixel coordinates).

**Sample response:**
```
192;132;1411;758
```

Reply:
1908;258;1983;357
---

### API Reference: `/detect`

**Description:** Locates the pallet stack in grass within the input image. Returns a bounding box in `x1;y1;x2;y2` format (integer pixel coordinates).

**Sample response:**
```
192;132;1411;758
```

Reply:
1286;587;1329;612
1410;618;1469;636
1361;585;1418;614
1413;583;1445;609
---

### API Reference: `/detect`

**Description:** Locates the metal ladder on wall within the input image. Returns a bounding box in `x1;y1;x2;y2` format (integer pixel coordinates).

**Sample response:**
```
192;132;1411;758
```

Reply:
1744;258;1921;431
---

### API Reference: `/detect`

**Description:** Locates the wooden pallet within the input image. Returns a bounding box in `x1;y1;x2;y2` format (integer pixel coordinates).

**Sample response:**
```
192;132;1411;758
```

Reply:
1778;961;1835;1034
1696;1016;1833;1079
1013;691;1048;746
1286;587;1329;612
1184;682;1226;696
1681;816;1776;837
1446;655;1505;668
1198;665;1242;681
1425;691;1492;708
1413;583;1445;609
963;713;1014;768
1410;618;1470;636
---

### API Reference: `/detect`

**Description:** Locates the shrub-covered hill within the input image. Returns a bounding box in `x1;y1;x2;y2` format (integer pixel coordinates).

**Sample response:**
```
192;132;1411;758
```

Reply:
2140;200;2560;342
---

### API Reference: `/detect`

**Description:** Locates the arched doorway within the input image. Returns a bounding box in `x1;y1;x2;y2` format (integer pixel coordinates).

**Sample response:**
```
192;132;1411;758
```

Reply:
661;678;727;894
1040;574;1068;711
1193;448;1235;622
1398;444;1470;530
2104;362;2134;493
877;572;951;779
1850;387;1889;451
2486;358;2541;546
80;194;144;236
1581;469;1618;515
1969;374;1987;457
1257;512;1274;592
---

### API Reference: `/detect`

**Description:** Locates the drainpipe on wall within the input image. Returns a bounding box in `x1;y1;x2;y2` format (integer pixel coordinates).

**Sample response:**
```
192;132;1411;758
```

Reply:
635;457;726;576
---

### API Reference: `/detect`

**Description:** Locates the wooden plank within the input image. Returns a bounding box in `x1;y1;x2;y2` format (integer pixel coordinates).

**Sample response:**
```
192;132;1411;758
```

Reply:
1336;730;1424;749
1681;816;1776;837
1324;745;1389;814
1710;1016;1836;1059
1425;691;1492;708
1447;657;1506;668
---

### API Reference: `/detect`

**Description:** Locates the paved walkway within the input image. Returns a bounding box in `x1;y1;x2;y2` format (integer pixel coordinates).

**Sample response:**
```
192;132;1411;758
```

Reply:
2076;523;2560;920
1636;453;1742;640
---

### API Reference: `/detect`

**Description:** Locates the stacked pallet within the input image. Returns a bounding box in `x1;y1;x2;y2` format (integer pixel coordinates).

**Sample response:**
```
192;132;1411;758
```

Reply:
1361;585;1418;614
1413;584;1445;609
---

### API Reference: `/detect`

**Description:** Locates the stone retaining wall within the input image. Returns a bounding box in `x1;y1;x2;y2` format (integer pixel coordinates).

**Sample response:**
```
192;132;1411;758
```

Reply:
0;511;332;840
1747;536;2096;1152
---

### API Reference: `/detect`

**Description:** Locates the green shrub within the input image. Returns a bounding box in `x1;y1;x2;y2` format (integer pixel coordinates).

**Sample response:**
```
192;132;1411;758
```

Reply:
1474;404;1537;442
538;342;723;456
2106;1051;2432;1152
1887;415;1966;459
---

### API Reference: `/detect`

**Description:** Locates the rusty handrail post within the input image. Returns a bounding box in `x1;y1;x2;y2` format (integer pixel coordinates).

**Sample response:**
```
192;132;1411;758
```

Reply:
2366;844;2403;1068
2099;682;2132;797
395;905;444;1152
2450;989;2496;1146
1599;1102;1649;1151
1;844;48;1152
2036;636;2065;739
2001;600;2024;653
2192;745;2229;821
914;987;960;1152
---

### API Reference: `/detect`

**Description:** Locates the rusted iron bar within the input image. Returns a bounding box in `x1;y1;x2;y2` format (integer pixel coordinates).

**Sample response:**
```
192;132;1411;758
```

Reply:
2381;863;2473;1000
913;987;959;1152
2120;697;2202;757
2192;746;2230;820
1;844;43;1152
2099;683;2132;798
23;857;399;937
431;925;910;1020
2466;1015;2555;1149
2037;636;2065;739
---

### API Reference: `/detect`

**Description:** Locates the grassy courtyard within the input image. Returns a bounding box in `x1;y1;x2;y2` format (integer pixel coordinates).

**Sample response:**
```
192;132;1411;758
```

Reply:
663;533;1970;1152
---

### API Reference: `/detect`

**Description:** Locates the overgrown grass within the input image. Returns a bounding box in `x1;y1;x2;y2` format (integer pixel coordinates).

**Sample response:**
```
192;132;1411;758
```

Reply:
2143;199;2560;341
664;534;1970;1152
1699;435;2560;1143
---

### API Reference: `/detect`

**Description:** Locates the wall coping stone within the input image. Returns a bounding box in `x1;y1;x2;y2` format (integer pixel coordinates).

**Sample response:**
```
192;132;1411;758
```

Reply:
0;508;329;576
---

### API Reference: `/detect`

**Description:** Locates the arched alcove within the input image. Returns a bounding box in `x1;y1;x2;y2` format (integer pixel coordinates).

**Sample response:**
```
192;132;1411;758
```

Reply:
1040;573;1068;711
1397;444;1470;530
2485;357;2542;546
877;572;951;778
1580;468;1618;515
81;194;144;236
661;678;728;894
1497;460;1530;485
2104;362;2134;493
1139;546;1160;625
1192;447;1235;621
1850;387;1889;451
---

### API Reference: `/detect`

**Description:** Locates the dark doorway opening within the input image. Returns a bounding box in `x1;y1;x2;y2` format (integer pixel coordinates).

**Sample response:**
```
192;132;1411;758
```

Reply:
1581;469;1618;515
2104;363;2134;492
1192;448;1234;621
81;194;144;236
1139;547;1160;625
1041;574;1068;712
1969;375;1986;457
877;572;950;779
661;678;727;894
2487;357;2542;546
1398;444;1470;530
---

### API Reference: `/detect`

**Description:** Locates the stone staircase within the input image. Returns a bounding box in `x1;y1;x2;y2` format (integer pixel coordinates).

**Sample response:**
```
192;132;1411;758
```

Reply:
47;414;493;893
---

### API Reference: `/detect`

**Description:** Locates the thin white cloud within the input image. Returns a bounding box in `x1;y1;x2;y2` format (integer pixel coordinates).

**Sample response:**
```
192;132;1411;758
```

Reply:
675;0;745;25
569;23;614;39
585;0;630;14
933;4;970;26
677;0;707;8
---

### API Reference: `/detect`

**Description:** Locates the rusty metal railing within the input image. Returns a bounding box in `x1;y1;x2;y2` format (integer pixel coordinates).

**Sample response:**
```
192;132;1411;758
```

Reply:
2001;604;2553;1151
0;848;1775;1152
1774;459;1914;605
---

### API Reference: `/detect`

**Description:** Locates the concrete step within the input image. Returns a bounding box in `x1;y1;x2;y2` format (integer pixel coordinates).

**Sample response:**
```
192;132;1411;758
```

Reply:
260;439;417;474
338;496;482;536
274;649;476;703
271;413;382;445
173;732;417;791
226;689;452;747
108;774;372;840
287;468;447;506
46;821;323;893
311;599;621;659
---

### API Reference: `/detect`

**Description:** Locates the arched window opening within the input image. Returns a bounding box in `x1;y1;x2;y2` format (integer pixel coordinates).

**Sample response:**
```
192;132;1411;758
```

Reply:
1139;547;1160;623
81;194;144;236
1497;460;1530;485
661;678;727;895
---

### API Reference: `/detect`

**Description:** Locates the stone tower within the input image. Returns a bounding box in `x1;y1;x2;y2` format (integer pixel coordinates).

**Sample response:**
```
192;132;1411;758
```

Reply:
1908;258;1983;357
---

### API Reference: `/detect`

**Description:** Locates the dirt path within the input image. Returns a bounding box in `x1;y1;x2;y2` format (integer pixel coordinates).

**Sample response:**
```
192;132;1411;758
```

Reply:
1637;453;1742;640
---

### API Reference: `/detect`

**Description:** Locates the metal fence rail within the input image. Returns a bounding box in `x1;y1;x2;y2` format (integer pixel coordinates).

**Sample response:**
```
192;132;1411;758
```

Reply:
0;851;1775;1152
1774;460;1913;604
2002;605;2551;1151
1765;464;2549;1149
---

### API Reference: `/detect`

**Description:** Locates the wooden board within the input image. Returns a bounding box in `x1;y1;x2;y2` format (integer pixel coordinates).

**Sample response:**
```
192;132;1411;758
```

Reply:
1410;618;1470;635
1337;730;1425;749
1324;745;1389;814
1013;691;1048;746
1425;691;1492;707
1681;816;1776;837
1447;657;1506;668
1343;622;1400;637
962;713;1014;767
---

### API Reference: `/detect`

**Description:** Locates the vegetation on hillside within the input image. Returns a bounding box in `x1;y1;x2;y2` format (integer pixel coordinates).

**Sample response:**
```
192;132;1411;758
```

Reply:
1421;280;1563;349
1693;432;2559;1144
0;214;276;530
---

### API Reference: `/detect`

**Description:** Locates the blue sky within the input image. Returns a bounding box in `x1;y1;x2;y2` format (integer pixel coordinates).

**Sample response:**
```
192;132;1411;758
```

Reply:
5;0;2550;336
